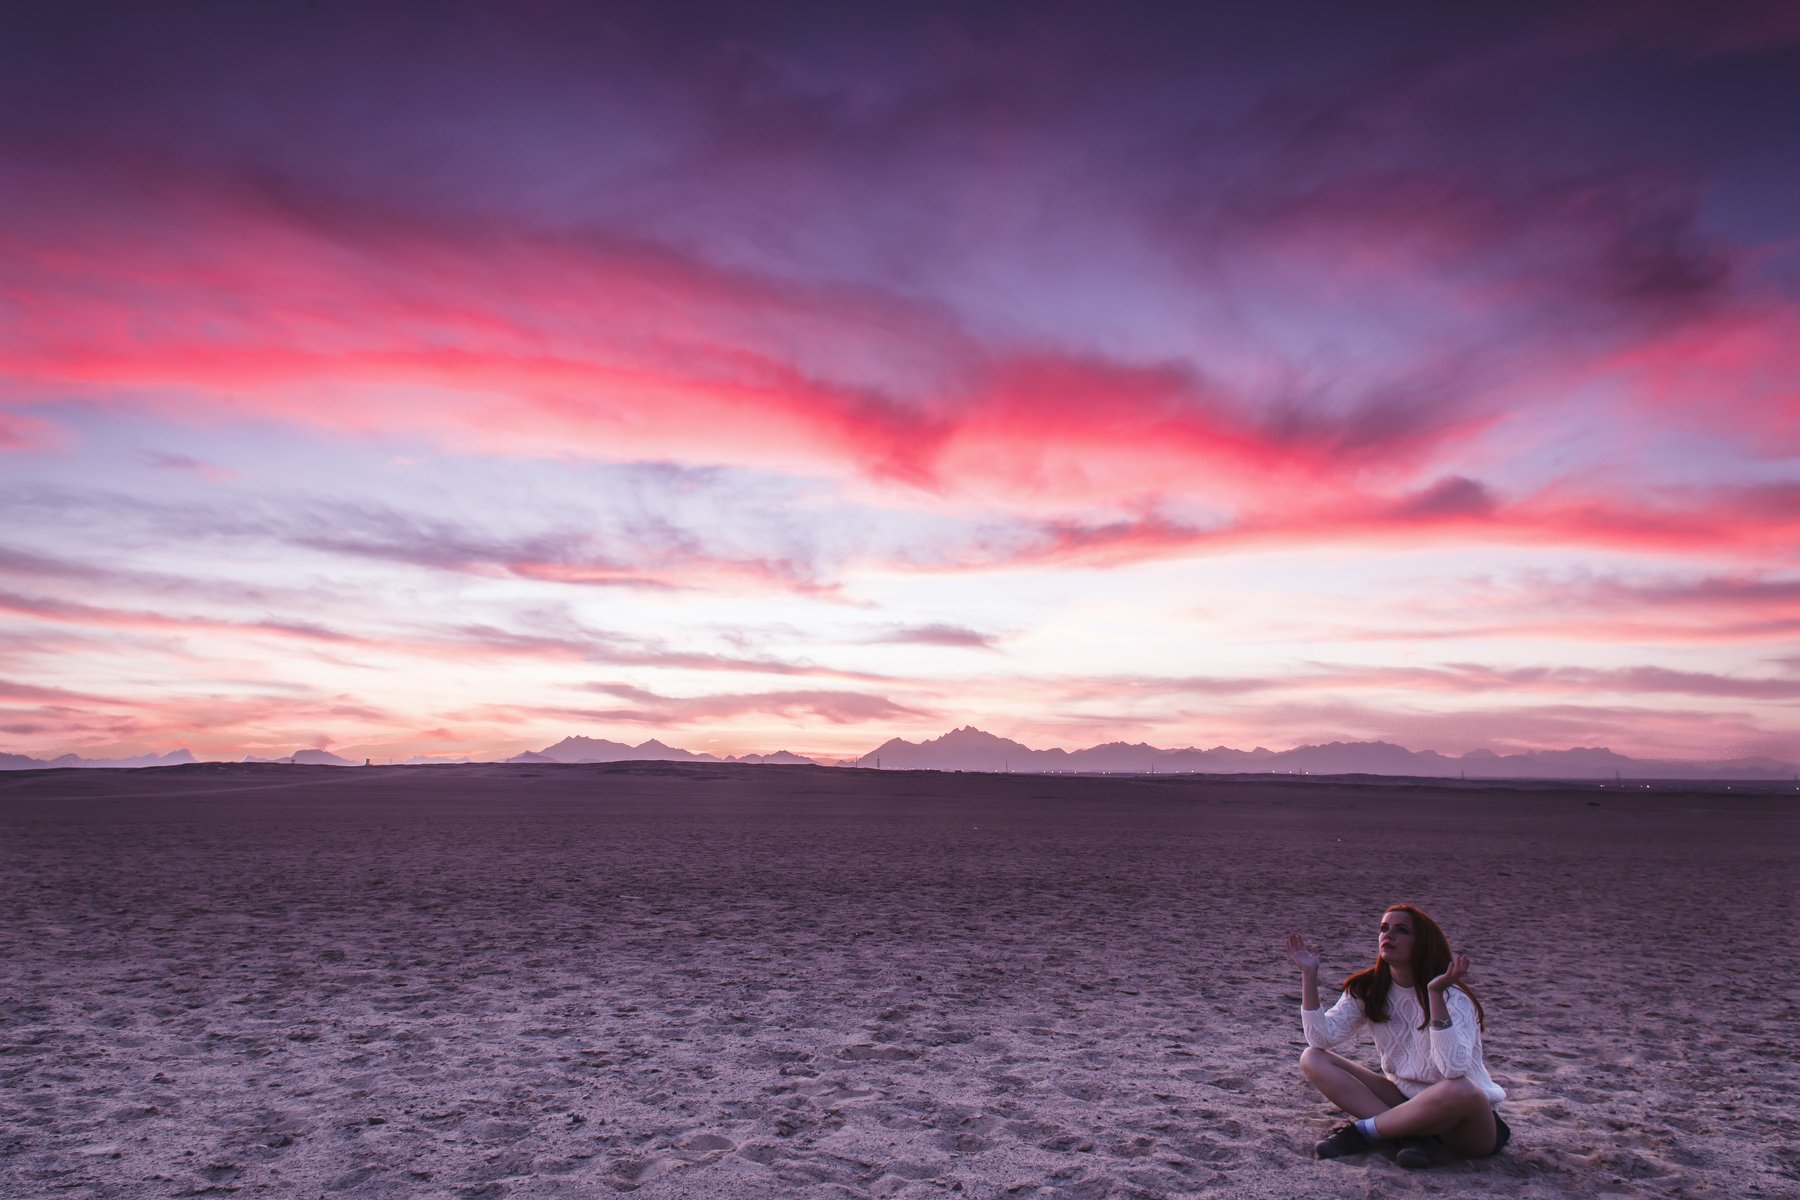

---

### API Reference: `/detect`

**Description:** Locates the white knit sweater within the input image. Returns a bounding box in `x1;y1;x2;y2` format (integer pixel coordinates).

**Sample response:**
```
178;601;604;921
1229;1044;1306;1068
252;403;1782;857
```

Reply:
1302;983;1505;1104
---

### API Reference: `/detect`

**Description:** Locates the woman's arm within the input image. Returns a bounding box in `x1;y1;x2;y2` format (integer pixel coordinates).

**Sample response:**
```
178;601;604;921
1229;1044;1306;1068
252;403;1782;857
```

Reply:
1425;953;1468;1025
1425;955;1483;1077
1288;931;1364;1047
1285;931;1321;1010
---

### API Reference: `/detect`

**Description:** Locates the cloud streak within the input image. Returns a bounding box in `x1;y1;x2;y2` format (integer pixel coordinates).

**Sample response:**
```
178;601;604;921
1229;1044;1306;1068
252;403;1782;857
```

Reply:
866;623;1003;650
570;684;934;726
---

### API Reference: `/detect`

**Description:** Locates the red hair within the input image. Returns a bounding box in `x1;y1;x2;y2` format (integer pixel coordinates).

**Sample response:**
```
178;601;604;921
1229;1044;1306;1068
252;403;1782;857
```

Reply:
1342;903;1485;1030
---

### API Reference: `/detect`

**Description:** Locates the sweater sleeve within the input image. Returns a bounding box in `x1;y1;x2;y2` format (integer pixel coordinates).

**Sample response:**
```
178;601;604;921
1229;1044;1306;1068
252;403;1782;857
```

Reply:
1426;987;1482;1078
1302;989;1366;1049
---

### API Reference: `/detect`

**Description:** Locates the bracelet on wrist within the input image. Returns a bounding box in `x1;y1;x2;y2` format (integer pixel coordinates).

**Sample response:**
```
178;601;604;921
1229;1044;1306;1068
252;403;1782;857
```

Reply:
1429;1016;1453;1030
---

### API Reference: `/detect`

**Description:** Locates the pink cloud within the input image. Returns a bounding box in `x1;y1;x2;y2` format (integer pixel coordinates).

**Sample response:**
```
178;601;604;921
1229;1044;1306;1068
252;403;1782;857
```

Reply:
1600;305;1800;452
0;678;119;705
0;588;369;646
565;684;935;726
8;160;1790;583
1308;662;1800;701
0;167;1516;515
1041;660;1800;704
440;623;893;682
916;477;1800;576
0;677;405;759
0;564;891;683
1332;570;1800;646
0;410;66;451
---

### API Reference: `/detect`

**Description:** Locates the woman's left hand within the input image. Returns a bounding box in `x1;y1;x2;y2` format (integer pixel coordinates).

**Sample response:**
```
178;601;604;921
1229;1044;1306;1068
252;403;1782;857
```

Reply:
1427;953;1471;993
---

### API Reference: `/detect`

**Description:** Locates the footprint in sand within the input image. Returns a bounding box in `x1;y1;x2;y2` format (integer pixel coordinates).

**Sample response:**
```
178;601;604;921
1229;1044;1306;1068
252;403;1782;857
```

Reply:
675;1132;735;1163
792;1077;877;1101
839;1043;919;1062
74;1143;126;1159
609;1155;677;1192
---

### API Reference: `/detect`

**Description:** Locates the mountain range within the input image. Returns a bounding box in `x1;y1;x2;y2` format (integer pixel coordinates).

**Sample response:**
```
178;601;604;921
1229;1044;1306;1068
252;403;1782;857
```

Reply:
242;749;363;766
1;727;1793;779
0;748;196;771
514;736;815;767
853;726;1799;781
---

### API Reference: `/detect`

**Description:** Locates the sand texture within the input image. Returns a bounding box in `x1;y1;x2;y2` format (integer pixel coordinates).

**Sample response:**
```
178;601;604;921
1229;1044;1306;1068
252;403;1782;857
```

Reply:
2;763;1795;1199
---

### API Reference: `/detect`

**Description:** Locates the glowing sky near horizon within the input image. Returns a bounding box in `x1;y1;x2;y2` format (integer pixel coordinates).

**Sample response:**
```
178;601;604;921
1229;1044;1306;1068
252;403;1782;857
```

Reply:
3;2;1798;764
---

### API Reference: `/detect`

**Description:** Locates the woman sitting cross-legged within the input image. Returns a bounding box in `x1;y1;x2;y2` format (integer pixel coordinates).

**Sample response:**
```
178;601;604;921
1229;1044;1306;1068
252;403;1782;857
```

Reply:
1285;905;1509;1169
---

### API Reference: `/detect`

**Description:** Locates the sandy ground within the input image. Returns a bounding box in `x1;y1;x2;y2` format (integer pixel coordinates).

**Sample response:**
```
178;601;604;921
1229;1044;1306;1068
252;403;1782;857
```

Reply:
1;762;1795;1200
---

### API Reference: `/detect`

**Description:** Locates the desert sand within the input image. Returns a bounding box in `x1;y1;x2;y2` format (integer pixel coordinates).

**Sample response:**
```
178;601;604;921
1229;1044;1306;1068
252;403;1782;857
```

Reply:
2;762;1795;1199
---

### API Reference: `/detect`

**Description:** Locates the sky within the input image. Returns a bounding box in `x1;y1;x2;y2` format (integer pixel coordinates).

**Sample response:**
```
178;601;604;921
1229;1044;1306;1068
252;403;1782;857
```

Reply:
2;1;1798;765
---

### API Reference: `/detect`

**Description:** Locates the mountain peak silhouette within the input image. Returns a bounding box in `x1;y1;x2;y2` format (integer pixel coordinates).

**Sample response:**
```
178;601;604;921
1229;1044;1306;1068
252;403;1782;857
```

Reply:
847;727;1795;780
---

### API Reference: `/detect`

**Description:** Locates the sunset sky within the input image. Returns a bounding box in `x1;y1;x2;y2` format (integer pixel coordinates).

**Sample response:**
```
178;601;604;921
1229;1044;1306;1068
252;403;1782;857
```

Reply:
3;2;1797;764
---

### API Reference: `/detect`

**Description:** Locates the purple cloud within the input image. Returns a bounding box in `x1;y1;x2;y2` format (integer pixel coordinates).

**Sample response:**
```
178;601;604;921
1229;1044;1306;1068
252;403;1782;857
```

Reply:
866;623;1002;650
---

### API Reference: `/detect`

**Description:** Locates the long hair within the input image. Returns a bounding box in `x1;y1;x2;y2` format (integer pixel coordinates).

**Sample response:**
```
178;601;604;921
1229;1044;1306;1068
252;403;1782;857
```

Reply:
1342;903;1485;1031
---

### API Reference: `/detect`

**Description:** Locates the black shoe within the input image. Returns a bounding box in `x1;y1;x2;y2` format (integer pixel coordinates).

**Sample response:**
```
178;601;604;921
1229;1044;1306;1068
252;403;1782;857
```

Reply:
1396;1136;1452;1169
1315;1123;1372;1159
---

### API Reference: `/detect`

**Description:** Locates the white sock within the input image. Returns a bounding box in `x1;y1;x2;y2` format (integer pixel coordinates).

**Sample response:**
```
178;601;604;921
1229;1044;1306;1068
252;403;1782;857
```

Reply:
1354;1116;1382;1140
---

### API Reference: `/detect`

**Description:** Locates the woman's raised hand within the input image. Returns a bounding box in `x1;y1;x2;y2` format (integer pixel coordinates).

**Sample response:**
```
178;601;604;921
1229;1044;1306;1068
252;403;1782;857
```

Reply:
1285;930;1321;973
1427;953;1471;993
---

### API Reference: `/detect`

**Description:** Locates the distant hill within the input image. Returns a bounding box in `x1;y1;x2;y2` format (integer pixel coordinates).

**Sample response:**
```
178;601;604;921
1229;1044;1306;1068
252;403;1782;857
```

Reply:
860;726;1047;772
527;736;818;767
0;748;197;771
242;748;359;766
1;737;826;770
728;750;815;765
535;735;707;764
851;727;1799;781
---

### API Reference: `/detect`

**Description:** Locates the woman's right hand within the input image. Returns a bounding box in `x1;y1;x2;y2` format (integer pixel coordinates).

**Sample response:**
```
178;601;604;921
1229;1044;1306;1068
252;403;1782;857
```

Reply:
1285;930;1321;973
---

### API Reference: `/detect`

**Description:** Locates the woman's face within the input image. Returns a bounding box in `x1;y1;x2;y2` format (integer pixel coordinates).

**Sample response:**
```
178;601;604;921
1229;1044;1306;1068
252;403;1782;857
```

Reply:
1378;909;1415;966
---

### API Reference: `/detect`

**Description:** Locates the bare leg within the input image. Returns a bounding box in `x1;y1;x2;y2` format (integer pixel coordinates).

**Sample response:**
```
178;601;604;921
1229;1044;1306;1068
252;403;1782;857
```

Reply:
1368;1077;1497;1155
1300;1052;1498;1156
1298;1047;1407;1119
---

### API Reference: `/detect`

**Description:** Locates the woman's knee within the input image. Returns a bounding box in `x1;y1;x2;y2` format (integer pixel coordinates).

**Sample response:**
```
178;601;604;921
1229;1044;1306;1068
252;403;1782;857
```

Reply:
1298;1046;1328;1080
1432;1075;1486;1108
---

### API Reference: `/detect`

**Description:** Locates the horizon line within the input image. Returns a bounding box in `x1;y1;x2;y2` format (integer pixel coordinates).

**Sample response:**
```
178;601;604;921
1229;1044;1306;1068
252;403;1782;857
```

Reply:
7;724;1797;773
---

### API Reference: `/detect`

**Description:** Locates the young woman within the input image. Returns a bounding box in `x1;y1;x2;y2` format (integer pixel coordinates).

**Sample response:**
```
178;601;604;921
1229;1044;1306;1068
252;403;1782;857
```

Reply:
1284;905;1508;1169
